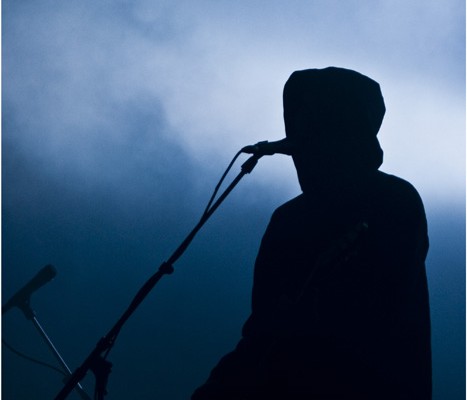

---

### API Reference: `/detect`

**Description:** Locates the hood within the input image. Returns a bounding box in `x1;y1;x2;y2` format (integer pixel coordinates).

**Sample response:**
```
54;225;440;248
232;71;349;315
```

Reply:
283;67;385;171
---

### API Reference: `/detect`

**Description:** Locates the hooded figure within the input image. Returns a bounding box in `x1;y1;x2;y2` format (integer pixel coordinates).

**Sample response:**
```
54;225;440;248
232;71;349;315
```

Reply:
192;67;431;400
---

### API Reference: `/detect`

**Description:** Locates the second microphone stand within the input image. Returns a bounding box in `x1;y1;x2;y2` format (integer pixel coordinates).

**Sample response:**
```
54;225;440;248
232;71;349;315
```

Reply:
12;293;91;399
54;153;262;400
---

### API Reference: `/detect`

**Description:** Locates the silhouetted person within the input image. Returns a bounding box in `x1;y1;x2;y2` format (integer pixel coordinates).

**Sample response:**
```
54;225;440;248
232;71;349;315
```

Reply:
192;67;431;399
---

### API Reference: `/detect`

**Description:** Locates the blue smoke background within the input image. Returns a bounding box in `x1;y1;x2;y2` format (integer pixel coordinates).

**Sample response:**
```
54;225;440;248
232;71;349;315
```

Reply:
2;1;465;399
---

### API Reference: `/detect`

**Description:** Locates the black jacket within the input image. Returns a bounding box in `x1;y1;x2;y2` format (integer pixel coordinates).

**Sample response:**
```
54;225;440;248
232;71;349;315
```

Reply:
192;171;431;400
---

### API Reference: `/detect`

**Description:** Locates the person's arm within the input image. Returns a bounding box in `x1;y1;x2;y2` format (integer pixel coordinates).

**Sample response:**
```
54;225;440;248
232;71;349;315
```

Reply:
192;211;282;400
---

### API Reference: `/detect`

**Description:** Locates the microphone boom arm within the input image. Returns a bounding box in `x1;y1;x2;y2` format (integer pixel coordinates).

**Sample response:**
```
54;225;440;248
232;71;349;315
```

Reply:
53;153;262;400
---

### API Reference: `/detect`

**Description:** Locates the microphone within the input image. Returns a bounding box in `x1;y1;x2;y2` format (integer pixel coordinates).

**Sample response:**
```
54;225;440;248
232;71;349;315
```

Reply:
2;264;57;315
241;138;295;156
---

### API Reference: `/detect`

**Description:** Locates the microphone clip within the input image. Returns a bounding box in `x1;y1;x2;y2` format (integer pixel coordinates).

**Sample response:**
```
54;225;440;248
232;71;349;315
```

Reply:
242;141;274;155
241;138;294;156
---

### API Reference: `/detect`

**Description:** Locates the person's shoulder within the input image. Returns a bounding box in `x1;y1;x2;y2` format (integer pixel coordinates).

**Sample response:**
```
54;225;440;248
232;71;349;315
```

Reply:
272;194;306;215
373;170;426;215
372;172;428;250
374;171;422;197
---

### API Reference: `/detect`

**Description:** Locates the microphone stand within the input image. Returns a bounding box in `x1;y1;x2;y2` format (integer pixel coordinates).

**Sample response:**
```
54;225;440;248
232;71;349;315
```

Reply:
54;154;262;400
15;296;91;399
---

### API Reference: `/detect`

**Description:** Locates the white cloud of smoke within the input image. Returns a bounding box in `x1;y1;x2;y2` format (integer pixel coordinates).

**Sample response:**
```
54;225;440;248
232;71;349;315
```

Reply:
4;0;464;203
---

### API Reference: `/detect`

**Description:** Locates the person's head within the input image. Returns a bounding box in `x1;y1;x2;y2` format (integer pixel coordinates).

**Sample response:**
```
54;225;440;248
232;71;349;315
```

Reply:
283;67;385;193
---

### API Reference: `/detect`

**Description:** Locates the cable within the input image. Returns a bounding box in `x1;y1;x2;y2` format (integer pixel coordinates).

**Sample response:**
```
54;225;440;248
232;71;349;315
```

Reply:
100;149;245;362
202;149;243;217
2;338;67;377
